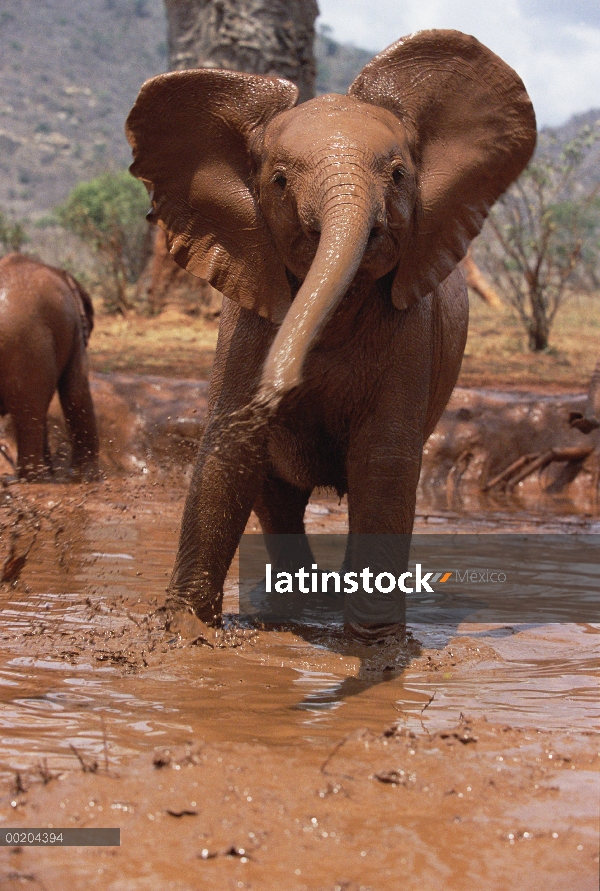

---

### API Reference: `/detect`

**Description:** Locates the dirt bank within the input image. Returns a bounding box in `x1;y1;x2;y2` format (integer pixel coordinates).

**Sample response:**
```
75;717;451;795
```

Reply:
1;373;596;508
80;377;599;513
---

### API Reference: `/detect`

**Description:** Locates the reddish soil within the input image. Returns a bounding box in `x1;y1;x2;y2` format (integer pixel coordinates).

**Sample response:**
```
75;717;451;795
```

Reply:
0;375;598;890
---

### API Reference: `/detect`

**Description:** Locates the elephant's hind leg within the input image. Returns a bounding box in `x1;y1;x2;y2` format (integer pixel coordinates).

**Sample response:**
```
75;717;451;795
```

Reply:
254;474;311;534
253;473;314;571
3;377;54;480
43;422;52;472
13;409;52;480
57;345;99;478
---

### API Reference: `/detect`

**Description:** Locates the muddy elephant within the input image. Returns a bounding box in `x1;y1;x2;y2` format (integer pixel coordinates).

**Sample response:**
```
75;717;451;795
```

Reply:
127;30;536;629
0;253;99;480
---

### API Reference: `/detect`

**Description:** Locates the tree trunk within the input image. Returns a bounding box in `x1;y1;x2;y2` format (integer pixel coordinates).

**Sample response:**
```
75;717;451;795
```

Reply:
135;0;319;315
528;325;549;352
528;286;550;351
462;248;503;310
165;0;318;102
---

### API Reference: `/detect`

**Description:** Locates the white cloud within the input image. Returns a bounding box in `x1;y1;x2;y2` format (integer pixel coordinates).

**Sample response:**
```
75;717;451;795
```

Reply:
316;0;600;125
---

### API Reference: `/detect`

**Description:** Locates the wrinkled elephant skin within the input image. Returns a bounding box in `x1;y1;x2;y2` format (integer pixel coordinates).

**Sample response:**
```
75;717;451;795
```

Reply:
0;254;99;480
126;30;537;627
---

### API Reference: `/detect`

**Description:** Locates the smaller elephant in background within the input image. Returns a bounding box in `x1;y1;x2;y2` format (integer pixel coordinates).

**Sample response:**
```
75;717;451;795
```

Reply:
0;253;99;480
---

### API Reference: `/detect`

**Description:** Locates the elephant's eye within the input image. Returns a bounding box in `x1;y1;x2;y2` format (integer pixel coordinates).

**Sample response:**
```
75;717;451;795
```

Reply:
273;173;287;191
391;165;405;186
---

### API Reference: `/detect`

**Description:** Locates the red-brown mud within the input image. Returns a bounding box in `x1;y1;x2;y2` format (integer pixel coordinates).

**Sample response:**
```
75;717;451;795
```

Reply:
0;376;598;890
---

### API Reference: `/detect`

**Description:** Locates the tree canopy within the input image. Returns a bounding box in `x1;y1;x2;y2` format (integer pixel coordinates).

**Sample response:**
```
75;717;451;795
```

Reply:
478;122;600;351
56;170;150;312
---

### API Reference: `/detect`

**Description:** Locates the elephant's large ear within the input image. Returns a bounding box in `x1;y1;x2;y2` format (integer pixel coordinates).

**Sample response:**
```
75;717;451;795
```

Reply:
349;30;536;309
126;69;299;324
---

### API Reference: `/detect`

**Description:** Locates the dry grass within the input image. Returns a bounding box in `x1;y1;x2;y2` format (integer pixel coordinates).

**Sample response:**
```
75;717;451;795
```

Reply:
88;309;219;379
88;292;599;392
458;290;599;392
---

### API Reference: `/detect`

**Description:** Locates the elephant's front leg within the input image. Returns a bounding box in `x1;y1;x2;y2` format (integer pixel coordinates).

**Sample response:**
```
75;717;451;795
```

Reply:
167;301;277;625
167;403;271;623
344;418;424;628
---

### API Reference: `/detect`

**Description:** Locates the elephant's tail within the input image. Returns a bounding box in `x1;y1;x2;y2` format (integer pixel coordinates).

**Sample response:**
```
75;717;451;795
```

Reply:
64;272;94;346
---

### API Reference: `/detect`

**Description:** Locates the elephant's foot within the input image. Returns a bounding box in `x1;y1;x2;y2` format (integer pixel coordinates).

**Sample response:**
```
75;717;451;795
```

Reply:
344;621;406;645
165;585;224;627
165;605;218;647
18;465;53;483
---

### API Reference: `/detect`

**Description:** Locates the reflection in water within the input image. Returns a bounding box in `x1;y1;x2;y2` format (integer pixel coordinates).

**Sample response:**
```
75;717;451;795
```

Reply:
0;477;598;782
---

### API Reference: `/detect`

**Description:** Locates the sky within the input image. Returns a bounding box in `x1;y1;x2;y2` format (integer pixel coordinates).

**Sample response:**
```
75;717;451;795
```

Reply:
316;0;600;127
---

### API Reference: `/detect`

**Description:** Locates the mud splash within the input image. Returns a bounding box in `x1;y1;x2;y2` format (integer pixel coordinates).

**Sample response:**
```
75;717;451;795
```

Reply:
0;376;598;889
0;478;597;770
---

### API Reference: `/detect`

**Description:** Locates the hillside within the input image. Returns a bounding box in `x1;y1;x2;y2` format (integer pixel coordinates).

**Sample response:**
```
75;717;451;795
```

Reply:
0;1;597;223
314;24;372;94
543;108;600;193
0;0;167;218
0;2;376;221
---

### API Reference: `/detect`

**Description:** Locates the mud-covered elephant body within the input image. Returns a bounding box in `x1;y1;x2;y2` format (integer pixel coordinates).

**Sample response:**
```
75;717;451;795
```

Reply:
127;30;536;628
0;253;99;480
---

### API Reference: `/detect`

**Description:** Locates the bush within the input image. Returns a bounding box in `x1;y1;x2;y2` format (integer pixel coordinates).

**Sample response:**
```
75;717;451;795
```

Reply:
0;208;27;254
478;122;600;352
56;170;150;313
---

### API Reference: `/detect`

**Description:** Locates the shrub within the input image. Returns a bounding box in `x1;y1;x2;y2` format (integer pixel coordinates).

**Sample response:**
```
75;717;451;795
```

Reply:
56;170;150;313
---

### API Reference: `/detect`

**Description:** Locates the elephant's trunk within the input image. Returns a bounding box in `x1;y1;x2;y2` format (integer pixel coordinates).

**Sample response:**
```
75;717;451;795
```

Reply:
258;192;376;404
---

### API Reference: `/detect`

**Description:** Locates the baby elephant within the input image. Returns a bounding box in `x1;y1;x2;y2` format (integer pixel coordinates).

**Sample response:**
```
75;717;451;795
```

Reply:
127;29;536;629
0;253;99;480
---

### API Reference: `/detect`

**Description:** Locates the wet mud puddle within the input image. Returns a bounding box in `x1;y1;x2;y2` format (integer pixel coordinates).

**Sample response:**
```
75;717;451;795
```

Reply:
0;376;598;890
0;478;597;780
0;476;598;890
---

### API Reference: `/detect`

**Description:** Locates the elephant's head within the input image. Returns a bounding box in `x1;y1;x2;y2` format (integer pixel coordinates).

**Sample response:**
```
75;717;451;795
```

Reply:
126;30;536;404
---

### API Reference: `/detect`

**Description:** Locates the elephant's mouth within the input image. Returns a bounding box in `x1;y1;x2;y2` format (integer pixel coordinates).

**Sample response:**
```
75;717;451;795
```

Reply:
285;224;396;300
361;229;400;279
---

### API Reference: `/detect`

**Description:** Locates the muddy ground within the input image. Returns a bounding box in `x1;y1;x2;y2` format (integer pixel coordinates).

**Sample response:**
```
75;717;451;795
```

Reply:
0;373;598;890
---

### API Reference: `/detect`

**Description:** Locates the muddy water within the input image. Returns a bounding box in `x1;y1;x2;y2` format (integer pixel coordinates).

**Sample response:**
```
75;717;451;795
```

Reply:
0;479;597;784
0;376;598;889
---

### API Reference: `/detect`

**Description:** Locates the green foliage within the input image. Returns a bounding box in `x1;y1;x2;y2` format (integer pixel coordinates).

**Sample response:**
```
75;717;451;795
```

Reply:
479;122;600;352
57;170;147;248
56;170;150;313
0;209;27;254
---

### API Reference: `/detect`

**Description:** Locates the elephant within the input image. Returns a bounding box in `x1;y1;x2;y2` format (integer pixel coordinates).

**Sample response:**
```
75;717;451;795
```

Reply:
126;29;536;631
0;253;99;480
